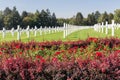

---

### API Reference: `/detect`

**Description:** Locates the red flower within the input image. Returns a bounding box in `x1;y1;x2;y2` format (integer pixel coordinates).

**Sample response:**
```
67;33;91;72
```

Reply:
115;50;120;53
61;50;65;53
52;57;58;62
0;51;2;55
88;37;98;43
40;58;46;64
19;52;22;55
73;46;78;49
36;55;42;59
104;48;107;51
16;45;20;49
54;51;61;56
96;52;103;57
36;55;45;63
40;48;44;51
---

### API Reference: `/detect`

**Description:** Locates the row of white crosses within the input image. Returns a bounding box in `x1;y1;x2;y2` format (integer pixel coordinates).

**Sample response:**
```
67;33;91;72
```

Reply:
94;20;117;36
63;23;92;38
2;25;62;40
63;23;74;38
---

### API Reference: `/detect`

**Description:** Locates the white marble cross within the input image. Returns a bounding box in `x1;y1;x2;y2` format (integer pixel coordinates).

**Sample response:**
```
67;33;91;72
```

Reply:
63;23;66;38
34;26;37;36
26;25;30;38
49;26;51;34
101;22;104;33
40;26;42;35
111;20;115;36
11;28;14;37
105;21;108;34
2;27;6;39
17;25;21;40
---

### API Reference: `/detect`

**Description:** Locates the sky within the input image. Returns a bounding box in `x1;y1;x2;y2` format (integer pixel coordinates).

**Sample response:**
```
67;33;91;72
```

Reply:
0;0;120;18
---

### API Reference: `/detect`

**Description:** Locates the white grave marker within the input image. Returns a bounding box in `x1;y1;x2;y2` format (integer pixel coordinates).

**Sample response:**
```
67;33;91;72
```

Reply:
63;23;66;38
106;21;108;34
34;26;37;36
2;27;6;38
40;26;42;35
102;22;104;33
112;20;114;36
17;25;20;40
49;26;51;34
27;25;30;38
11;28;14;37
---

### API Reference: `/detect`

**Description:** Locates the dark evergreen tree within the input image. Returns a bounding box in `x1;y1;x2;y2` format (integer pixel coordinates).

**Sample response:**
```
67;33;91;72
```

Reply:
0;11;4;29
108;13;114;24
11;6;21;29
98;11;109;23
75;12;83;25
51;13;57;27
40;9;48;27
114;9;120;23
34;10;41;27
87;13;96;25
94;11;101;23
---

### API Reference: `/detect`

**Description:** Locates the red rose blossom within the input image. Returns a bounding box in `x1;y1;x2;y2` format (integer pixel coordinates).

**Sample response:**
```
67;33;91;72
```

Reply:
96;52;103;57
19;52;22;54
0;51;2;55
54;51;61;56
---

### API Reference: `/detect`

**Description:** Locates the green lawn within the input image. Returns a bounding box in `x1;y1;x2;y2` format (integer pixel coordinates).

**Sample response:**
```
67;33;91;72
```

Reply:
66;28;120;40
0;31;64;42
0;28;120;42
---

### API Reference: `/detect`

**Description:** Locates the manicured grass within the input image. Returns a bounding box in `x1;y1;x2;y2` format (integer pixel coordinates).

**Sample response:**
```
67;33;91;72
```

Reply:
0;28;120;42
0;31;64;42
66;28;120;40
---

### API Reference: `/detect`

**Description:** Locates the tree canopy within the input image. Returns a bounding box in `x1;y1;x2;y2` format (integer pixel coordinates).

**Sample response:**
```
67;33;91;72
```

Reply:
0;7;119;29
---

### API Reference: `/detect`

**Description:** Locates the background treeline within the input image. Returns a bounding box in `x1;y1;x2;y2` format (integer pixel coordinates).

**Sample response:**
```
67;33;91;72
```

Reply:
0;6;120;29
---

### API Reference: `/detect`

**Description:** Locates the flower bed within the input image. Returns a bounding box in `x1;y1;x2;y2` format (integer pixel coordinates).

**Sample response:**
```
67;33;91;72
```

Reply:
0;37;120;80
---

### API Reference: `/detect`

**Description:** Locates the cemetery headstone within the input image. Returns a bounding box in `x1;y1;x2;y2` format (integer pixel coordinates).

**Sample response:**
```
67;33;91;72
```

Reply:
26;25;30;38
2;27;6;39
112;20;114;36
11;28;14;37
102;22;104;33
106;21;108;34
34;26;37;36
17;25;20;40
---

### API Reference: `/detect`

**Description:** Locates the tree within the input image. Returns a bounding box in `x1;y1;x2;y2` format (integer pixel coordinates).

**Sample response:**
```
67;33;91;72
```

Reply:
108;13;114;24
34;10;41;27
3;7;13;29
98;11;109;23
22;17;34;28
75;12;83;25
83;18;88;26
21;11;28;19
46;9;52;27
94;11;101;23
69;16;76;25
21;11;28;27
3;14;13;29
57;18;66;26
40;10;48;27
11;6;21;29
0;11;4;29
51;13;57;26
3;7;21;29
3;7;12;16
114;9;120;23
22;13;34;28
87;13;96;25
